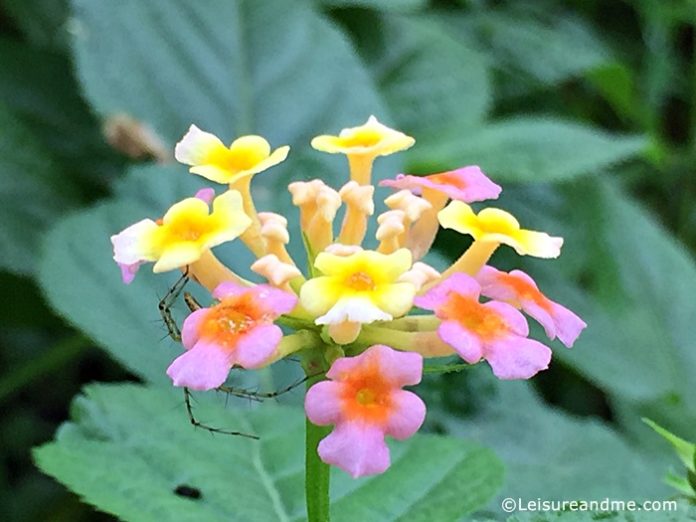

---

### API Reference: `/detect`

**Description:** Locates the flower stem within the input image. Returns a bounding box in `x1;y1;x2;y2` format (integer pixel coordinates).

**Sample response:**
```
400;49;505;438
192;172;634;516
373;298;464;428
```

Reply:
305;371;331;522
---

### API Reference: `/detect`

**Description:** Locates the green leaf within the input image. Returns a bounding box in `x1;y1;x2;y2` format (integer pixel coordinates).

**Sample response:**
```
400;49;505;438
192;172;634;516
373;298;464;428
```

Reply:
34;383;504;521
0;38;124;183
440;7;613;93
409;118;646;183
69;0;388;150
2;0;70;50
644;418;695;472
436;375;669;507
0;103;78;276
318;0;426;11
350;15;490;141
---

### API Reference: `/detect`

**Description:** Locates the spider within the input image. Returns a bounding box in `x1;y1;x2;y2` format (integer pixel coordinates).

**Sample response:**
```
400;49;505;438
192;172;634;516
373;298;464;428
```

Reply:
158;270;310;439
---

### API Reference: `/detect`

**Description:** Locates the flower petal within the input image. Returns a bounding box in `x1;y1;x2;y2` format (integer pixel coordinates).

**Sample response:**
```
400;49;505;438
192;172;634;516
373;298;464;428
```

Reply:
414;272;481;311
194;187;216;204
111;218;159;265
233;324;282;369
316;296;392;325
511;230;563;258
174;124;227;166
548;302;587;348
181;308;208;350
385;389;426;440
305;381;343;426
485;336;552;380
438;320;484;364
118;261;142;285
483;301;529;336
152;243;202;273
212;281;248;300
250;285;298;316
166;340;232;390
317;422;390;478
373;282;416;319
372;345;424;386
299;277;342;316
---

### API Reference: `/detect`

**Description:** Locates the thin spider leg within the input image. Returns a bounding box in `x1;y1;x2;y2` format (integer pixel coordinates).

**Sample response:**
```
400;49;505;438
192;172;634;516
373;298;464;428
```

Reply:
183;292;202;312
217;373;317;400
158;269;190;342
183;387;259;440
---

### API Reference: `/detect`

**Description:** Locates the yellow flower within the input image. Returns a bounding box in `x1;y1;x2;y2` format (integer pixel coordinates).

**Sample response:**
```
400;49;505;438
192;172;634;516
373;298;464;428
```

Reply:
111;191;251;274
311;116;414;185
300;249;415;326
175;125;289;185
438;201;563;258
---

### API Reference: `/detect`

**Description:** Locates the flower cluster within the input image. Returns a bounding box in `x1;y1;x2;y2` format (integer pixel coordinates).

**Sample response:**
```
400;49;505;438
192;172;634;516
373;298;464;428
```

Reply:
111;116;586;478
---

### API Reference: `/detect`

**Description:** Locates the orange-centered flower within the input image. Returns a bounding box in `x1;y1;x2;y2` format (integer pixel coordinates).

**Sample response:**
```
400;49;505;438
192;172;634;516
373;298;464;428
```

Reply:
167;282;297;390
305;345;426;478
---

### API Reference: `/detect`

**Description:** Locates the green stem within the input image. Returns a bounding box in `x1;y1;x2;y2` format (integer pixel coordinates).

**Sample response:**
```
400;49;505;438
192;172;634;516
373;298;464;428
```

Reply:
303;353;331;522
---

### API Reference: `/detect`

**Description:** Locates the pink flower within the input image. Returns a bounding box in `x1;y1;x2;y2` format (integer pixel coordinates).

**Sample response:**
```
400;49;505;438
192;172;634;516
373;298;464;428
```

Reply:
414;273;551;380
166;282;297;390
380;166;501;203
305;345;425;478
476;266;586;348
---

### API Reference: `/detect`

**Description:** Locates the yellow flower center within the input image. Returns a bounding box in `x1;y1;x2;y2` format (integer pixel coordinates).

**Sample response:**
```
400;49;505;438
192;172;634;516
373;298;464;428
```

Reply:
170;222;204;242
340;130;383;148
345;272;375;291
208;148;266;172
356;388;376;405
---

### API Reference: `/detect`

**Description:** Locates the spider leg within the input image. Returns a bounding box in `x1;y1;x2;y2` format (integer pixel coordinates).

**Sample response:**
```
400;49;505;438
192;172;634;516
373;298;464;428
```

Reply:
216;373;318;401
158;269;190;342
183;387;259;440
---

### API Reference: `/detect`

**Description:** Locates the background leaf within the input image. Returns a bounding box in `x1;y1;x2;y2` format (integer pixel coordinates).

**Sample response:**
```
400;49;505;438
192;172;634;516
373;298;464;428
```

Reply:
428;372;668;510
409;118;646;182
344;14;490;141
441;5;613;94
0;103;79;276
0;38;123;184
34;383;504;522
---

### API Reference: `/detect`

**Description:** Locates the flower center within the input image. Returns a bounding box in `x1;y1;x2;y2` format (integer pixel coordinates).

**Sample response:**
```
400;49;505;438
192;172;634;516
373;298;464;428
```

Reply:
172;223;204;241
341;129;383;148
340;361;393;425
345;271;375;292
200;298;260;347
442;293;507;340
356;388;376;405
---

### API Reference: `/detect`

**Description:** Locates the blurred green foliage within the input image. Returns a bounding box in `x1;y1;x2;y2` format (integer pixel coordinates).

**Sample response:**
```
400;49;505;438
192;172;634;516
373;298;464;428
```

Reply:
2;0;696;520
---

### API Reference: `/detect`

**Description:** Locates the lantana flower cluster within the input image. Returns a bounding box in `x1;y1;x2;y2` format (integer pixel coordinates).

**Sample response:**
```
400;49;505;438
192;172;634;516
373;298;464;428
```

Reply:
111;116;586;478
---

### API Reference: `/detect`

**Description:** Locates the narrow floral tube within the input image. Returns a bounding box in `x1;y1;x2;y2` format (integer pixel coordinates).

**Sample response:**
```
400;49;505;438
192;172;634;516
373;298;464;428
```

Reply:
415;273;552;380
166;282;297;390
305;344;426;478
476;266;586;347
